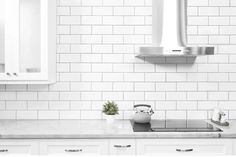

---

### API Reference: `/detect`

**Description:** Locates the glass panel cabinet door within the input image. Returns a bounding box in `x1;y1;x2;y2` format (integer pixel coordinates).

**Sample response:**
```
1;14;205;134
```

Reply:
19;0;41;74
0;0;5;75
0;0;19;78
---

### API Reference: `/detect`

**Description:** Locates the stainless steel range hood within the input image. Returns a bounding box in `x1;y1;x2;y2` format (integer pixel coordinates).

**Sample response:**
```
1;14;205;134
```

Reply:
137;0;214;57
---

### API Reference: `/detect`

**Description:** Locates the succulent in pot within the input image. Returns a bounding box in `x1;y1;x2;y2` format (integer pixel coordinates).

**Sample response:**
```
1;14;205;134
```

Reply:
102;101;119;124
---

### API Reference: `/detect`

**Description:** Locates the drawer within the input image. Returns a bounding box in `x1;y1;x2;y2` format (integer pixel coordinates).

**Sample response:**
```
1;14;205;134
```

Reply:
40;140;108;155
109;139;136;155
137;139;232;155
0;140;38;155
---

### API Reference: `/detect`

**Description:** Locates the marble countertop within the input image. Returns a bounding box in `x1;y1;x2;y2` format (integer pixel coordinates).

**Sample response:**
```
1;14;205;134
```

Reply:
0;120;235;139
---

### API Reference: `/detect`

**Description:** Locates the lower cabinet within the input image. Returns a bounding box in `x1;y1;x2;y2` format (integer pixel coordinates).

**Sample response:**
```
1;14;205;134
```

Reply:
0;140;38;155
40;139;108;155
109;139;136;155
0;139;234;155
137;139;233;155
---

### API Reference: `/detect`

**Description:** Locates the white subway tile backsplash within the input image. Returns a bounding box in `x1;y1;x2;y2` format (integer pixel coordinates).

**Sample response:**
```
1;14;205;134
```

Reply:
1;0;236;120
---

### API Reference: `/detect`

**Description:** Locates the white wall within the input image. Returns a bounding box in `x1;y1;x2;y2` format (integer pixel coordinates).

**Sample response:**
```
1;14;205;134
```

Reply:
0;0;236;120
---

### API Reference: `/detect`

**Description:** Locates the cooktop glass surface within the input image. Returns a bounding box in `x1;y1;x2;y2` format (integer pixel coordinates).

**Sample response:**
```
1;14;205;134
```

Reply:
131;120;222;132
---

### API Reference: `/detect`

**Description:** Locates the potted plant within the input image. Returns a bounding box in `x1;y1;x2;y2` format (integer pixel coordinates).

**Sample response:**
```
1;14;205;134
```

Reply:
102;101;119;124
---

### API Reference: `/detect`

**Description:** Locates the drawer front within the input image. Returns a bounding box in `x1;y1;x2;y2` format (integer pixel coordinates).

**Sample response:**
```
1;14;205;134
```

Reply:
109;139;136;155
137;139;232;155
40;140;108;155
0;140;38;155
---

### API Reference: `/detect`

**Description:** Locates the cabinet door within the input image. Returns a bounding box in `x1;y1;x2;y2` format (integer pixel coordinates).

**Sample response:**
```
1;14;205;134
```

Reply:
0;140;39;155
0;0;56;83
0;0;19;80
137;139;232;155
16;0;48;81
40;140;109;155
109;139;136;155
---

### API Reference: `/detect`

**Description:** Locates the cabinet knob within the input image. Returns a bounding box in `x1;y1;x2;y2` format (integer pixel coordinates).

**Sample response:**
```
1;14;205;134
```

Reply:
65;149;83;153
6;73;11;76
114;145;131;148
13;73;18;76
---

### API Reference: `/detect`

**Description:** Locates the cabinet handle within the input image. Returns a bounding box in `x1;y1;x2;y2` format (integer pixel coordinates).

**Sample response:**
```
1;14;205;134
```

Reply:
114;145;131;148
0;149;8;153
176;149;193;152
65;149;83;153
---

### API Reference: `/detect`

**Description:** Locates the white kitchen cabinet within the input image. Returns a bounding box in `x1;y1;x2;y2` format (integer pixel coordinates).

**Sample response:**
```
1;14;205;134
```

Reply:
109;139;136;155
40;140;109;155
0;140;39;155
137;139;233;155
0;0;56;84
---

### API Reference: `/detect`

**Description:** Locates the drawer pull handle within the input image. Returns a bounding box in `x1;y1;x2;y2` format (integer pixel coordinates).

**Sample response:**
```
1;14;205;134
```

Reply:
0;149;8;152
65;149;83;153
176;149;193;152
114;145;131;148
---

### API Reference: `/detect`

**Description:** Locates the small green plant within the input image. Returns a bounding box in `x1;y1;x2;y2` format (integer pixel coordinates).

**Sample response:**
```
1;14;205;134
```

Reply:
102;101;119;115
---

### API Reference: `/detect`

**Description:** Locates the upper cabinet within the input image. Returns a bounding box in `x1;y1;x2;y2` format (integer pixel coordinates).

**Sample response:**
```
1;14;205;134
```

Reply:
0;0;56;84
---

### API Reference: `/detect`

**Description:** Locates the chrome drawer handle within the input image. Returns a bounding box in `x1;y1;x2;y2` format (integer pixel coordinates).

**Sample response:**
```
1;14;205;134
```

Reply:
0;149;8;152
65;149;83;153
176;149;193;152
114;145;131;148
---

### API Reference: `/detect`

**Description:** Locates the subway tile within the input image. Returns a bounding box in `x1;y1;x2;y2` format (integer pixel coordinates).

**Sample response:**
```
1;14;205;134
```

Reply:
38;111;59;120
60;111;81;119
17;111;37;120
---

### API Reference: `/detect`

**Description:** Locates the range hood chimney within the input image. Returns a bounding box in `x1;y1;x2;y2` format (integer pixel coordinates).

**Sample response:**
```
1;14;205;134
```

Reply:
138;0;214;57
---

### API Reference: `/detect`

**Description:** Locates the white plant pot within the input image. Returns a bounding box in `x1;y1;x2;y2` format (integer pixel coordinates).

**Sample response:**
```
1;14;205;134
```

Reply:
105;115;116;124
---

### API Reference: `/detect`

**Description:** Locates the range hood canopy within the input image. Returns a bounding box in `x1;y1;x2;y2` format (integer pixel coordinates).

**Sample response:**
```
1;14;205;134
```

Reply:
138;0;214;57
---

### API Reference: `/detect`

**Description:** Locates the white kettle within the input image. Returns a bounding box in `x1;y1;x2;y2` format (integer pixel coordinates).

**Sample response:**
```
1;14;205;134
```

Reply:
133;104;154;124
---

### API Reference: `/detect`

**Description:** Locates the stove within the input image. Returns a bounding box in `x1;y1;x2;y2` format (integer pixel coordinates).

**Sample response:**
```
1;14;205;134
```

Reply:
131;120;222;132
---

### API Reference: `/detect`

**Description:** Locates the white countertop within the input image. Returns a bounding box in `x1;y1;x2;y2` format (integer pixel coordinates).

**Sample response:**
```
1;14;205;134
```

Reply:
0;120;235;139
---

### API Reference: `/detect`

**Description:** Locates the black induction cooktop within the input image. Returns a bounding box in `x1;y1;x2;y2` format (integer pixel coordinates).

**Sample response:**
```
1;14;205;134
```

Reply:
131;120;222;132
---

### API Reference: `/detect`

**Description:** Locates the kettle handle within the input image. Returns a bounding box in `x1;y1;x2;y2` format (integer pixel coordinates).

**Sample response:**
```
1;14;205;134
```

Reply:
134;104;151;108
